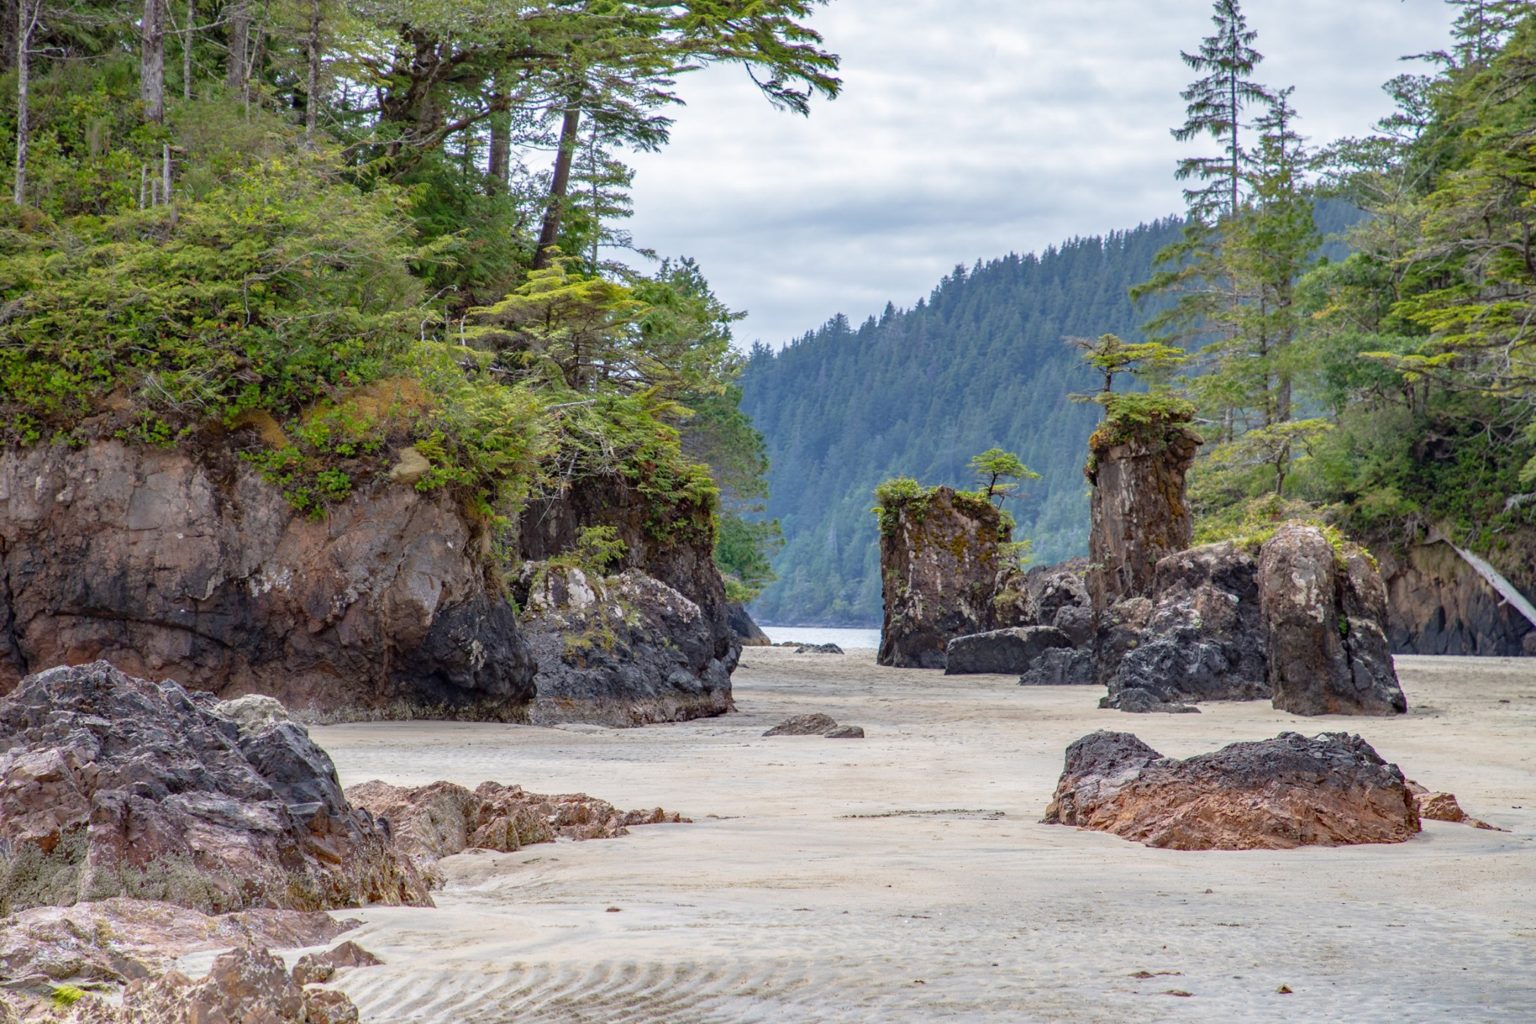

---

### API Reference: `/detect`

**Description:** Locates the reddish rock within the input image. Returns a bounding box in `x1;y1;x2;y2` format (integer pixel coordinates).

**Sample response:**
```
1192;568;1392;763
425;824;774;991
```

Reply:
345;780;685;868
0;897;353;996
292;941;382;986
76;944;345;1024
1043;730;1420;850
0;662;431;914
0;441;534;719
1415;791;1503;831
303;988;362;1024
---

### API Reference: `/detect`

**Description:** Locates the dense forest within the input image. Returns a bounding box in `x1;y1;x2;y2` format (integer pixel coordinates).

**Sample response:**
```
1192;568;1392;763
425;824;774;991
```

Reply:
744;0;1536;628
0;0;835;598
739;222;1185;625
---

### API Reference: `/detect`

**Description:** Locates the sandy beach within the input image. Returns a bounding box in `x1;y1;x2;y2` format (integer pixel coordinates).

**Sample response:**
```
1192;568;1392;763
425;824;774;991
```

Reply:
299;649;1536;1023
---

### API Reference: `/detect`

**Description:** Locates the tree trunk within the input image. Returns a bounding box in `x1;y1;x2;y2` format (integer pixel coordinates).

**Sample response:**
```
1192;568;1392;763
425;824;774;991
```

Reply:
304;0;320;144
141;0;166;123
182;0;193;100
13;0;37;206
533;103;582;270
225;0;248;96
486;86;510;195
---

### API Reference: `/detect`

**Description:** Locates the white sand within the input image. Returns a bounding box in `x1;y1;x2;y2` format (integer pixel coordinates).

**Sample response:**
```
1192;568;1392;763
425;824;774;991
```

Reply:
309;650;1536;1023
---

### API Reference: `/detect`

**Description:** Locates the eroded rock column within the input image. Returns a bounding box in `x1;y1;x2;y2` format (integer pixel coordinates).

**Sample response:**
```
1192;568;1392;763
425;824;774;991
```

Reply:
1086;409;1201;611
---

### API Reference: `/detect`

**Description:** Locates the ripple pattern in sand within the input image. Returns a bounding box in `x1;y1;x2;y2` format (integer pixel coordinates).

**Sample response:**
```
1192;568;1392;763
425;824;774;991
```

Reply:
340;957;971;1024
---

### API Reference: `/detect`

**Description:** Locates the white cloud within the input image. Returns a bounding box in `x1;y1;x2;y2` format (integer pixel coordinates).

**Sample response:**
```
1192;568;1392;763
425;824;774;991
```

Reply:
620;0;1453;348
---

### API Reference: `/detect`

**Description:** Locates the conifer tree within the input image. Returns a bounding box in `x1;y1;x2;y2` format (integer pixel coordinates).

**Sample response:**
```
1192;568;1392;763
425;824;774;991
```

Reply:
1172;0;1267;221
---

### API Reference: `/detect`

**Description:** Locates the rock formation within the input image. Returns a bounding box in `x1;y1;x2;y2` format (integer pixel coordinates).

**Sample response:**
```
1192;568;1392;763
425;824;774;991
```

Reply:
1043;730;1420;850
514;566;735;726
345;779;684;868
761;713;864;738
944;626;1072;675
728;602;771;646
1259;525;1406;716
1085;408;1201;610
876;486;1015;668
1376;537;1536;655
77;943;361;1024
0;897;353;1001
0;442;534;719
0;662;431;915
1098;542;1269;708
518;471;740;724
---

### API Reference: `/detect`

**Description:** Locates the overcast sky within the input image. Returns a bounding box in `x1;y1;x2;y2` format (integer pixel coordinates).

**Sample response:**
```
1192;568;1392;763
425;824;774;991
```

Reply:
620;0;1454;349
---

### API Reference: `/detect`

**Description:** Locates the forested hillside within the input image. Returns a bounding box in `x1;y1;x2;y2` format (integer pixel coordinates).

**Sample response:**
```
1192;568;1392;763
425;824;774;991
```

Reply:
739;220;1184;625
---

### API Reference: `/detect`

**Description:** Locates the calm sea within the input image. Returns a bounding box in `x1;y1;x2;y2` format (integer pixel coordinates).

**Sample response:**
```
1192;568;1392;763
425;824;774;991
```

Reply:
761;625;882;649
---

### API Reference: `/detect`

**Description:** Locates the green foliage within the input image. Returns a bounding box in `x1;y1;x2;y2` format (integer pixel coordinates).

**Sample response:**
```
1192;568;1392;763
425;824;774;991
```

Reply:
551;525;629;574
968;447;1038;505
51;985;88;1008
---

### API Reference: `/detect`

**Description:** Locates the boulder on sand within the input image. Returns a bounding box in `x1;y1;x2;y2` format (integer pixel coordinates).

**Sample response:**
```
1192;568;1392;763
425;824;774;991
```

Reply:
1043;730;1420;850
0;661;430;915
1258;525;1407;716
944;627;1072;675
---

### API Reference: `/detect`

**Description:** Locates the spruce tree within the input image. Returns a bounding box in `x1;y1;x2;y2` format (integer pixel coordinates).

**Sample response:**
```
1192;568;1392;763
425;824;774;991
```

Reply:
1172;0;1268;221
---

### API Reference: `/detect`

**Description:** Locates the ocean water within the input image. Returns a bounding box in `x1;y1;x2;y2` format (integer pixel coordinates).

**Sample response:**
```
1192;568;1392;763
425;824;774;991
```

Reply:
760;625;882;649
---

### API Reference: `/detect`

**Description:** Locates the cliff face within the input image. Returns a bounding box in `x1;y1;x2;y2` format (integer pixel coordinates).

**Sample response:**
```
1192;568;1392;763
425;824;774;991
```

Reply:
516;471;739;723
0;442;535;718
1375;539;1536;656
877;487;1012;669
1086;415;1200;611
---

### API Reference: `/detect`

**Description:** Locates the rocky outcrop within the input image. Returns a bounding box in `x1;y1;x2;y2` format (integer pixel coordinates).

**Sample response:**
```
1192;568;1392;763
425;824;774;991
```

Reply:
79;943;359;1024
1043;730;1420;850
0;897;354;998
944;626;1072;675
515;566;735;726
1375;537;1536;655
1085;410;1201;610
761;713;863;738
0;662;431;915
728;602;771;646
518;471;740;724
1259;525;1406;716
1099;542;1269;708
344;779;684;868
0;442;534;719
877;487;1014;669
292;941;382;986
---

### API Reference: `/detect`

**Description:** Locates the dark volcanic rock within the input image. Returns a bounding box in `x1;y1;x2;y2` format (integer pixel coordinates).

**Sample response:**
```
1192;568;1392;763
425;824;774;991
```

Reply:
518;472;740;720
1259;525;1406;716
1043;730;1420;849
945;627;1072;675
516;566;735;727
0;442;535;719
728;603;771;646
1086;410;1201;610
1018;646;1099;685
877;487;1014;669
1099;688;1200;714
1101;543;1269;706
0;662;431;914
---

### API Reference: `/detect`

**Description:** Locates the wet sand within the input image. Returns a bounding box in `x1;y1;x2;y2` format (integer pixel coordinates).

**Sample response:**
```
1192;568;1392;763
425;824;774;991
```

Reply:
304;650;1536;1022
